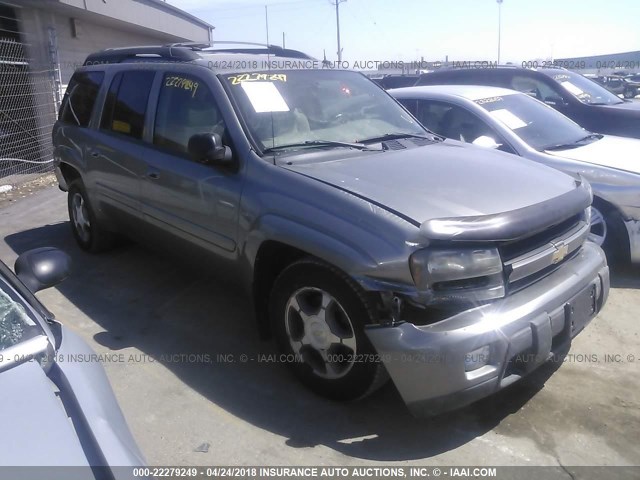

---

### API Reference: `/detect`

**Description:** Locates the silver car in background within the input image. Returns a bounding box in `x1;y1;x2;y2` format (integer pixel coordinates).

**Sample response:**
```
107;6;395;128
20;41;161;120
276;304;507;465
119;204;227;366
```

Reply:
391;85;640;265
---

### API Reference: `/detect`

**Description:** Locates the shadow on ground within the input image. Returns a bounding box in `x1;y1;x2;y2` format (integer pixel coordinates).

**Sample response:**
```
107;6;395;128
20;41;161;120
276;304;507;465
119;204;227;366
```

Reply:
6;221;574;461
609;263;640;289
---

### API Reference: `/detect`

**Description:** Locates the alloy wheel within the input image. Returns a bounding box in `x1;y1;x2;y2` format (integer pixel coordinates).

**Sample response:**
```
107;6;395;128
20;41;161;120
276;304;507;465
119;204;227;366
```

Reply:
588;207;607;246
71;192;91;243
284;287;357;380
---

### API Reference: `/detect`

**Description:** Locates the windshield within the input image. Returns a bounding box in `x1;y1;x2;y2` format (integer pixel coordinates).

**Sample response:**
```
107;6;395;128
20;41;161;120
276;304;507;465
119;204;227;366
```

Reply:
221;70;426;152
0;278;41;352
543;70;624;105
476;92;590;151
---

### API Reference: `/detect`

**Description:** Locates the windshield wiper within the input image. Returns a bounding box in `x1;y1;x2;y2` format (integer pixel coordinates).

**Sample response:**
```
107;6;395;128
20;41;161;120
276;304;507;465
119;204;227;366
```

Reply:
357;132;441;144
544;133;603;151
262;140;371;153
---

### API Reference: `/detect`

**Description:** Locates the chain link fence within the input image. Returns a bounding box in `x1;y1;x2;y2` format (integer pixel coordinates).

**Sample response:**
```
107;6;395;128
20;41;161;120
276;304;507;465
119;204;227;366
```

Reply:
0;37;59;191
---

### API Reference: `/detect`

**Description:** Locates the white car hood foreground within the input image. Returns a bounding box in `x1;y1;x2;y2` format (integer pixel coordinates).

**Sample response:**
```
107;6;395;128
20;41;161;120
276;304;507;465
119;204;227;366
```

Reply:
0;361;90;467
0;326;145;478
545;135;640;175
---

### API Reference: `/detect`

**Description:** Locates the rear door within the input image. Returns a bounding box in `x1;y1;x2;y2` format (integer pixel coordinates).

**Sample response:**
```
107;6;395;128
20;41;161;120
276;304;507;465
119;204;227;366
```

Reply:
139;70;243;256
88;70;156;220
55;70;104;186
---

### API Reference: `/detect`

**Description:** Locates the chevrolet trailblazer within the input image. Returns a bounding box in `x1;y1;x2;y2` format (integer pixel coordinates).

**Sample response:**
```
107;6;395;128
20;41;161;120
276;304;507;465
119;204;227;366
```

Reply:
52;43;609;416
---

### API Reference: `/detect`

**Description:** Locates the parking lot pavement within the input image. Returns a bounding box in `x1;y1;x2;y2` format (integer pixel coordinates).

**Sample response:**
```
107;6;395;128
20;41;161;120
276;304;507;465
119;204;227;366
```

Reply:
1;185;639;468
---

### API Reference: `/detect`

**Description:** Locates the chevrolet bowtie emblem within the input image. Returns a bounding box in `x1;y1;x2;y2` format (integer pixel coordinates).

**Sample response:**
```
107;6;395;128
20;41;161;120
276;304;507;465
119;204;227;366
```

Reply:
551;243;569;264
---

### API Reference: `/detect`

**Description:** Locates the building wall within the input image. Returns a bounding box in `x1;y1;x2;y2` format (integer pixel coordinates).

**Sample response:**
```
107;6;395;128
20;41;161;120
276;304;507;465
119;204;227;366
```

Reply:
18;4;207;84
29;10;176;83
51;0;211;44
555;51;640;75
0;0;212;185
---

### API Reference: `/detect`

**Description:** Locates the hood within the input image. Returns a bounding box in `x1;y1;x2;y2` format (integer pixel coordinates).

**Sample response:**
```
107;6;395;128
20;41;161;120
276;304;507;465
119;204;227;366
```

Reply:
545;135;640;175
283;141;577;224
0;361;90;467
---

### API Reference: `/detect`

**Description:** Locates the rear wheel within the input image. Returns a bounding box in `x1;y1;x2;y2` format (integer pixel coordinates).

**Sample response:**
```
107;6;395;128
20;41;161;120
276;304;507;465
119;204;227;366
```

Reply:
270;258;388;400
67;180;116;253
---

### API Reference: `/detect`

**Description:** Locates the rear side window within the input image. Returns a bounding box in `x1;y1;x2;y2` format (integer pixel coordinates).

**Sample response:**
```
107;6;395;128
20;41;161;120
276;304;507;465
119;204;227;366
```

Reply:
510;75;563;102
59;71;104;127
100;71;155;140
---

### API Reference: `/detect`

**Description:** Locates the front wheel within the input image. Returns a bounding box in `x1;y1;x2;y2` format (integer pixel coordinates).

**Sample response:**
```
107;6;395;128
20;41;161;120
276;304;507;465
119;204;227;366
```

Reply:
270;259;388;401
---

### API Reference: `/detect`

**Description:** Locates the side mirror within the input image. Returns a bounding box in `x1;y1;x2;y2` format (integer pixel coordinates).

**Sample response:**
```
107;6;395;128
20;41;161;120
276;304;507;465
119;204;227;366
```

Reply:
188;133;233;166
544;95;566;107
14;247;71;293
472;135;500;149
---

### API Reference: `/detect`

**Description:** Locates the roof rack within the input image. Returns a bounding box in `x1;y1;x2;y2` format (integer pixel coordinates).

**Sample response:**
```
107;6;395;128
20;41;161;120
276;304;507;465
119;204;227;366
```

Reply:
83;46;200;65
165;41;313;59
166;40;270;49
83;42;313;65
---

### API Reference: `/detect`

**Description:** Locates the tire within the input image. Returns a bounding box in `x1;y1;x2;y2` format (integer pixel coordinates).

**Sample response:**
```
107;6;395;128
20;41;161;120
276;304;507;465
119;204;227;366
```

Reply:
623;88;636;99
67;180;116;253
590;203;629;266
269;258;388;401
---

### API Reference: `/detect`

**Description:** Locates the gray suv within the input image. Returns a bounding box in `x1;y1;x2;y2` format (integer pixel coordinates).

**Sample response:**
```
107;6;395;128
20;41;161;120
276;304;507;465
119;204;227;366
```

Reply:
53;44;609;417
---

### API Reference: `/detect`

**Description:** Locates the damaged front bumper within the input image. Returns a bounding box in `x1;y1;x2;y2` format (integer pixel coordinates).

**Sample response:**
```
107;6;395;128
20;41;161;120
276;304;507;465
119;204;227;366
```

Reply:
365;241;609;417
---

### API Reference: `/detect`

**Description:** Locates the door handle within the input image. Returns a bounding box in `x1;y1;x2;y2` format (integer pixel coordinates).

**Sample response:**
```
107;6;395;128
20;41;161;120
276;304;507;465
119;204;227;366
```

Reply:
89;151;99;158
147;171;160;180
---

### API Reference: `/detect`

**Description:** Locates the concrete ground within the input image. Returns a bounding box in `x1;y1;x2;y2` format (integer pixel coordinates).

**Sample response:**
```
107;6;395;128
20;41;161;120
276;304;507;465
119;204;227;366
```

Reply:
1;186;639;469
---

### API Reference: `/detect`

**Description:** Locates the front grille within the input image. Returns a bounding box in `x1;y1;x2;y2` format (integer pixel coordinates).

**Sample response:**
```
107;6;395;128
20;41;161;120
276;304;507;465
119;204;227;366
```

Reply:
500;214;581;261
500;212;589;292
508;248;581;293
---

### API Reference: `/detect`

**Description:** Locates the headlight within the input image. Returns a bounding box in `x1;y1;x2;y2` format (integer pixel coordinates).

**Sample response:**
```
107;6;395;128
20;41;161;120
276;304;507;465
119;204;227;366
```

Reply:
409;247;505;303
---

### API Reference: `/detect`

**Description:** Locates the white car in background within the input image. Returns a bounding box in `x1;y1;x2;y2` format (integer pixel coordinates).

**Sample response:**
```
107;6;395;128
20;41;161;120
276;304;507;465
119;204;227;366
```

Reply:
391;85;640;265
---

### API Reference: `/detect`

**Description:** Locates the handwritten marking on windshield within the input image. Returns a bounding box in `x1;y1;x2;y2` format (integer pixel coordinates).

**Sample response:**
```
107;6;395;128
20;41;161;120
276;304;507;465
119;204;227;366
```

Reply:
228;73;287;85
165;76;199;98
